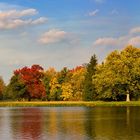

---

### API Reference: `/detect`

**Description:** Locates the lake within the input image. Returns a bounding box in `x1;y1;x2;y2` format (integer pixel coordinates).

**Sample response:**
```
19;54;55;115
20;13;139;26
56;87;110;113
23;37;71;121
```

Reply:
0;107;140;140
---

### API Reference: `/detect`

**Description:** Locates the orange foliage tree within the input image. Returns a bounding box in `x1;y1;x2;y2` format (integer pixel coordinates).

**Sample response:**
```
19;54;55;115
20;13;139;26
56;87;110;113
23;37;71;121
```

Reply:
14;65;46;101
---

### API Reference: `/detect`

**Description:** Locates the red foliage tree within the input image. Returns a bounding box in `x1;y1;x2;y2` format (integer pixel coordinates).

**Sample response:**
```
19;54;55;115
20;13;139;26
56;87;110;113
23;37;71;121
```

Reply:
14;64;46;100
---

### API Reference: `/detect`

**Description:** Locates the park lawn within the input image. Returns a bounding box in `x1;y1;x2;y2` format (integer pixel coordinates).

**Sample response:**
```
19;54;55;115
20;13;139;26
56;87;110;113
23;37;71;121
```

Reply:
0;101;140;107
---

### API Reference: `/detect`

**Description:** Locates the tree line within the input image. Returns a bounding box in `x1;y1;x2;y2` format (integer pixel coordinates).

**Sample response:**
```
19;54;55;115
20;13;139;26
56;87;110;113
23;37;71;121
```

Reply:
0;45;139;101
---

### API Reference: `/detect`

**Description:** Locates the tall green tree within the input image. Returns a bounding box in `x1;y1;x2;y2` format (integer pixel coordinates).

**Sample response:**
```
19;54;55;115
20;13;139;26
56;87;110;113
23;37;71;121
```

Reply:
83;54;98;101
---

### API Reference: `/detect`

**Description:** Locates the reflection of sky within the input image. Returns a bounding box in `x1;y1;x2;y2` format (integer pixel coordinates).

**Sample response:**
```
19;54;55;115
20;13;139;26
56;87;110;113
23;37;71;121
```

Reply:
0;108;12;139
0;0;140;83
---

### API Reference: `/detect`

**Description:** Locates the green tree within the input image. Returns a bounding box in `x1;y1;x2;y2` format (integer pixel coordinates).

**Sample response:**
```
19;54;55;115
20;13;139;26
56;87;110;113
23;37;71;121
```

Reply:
93;46;140;101
4;75;26;100
83;54;98;101
57;67;70;84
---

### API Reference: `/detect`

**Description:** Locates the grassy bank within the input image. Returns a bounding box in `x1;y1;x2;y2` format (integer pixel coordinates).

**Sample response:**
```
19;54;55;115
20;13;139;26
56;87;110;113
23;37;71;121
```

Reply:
0;101;140;107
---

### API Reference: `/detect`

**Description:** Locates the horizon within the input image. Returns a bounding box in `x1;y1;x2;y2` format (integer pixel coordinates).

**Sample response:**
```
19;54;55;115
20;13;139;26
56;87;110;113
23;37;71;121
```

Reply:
0;0;140;83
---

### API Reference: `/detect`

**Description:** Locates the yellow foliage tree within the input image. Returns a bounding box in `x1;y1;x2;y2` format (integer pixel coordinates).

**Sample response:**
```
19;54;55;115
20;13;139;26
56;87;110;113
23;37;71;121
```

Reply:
61;83;73;101
49;77;61;100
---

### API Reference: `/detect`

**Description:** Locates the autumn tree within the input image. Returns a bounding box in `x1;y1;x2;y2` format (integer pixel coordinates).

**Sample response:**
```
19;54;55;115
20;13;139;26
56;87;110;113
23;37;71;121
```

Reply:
70;66;86;101
83;54;98;101
0;76;5;100
61;82;73;101
42;67;57;101
93;46;140;101
49;76;61;101
14;65;46;101
43;67;72;101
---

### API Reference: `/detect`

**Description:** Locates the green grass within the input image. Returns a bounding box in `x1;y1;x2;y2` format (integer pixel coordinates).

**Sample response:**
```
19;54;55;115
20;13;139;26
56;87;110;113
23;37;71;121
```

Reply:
0;101;140;107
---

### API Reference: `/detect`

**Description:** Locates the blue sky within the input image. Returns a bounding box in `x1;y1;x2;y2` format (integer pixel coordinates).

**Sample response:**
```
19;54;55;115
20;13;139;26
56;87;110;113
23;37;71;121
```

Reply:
0;0;140;83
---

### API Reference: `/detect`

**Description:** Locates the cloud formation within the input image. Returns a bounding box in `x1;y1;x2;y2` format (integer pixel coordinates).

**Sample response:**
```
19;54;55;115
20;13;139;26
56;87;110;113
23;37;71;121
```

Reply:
93;37;118;46
128;36;140;46
88;9;99;16
39;29;67;44
130;26;140;34
0;9;47;29
93;26;140;47
32;17;47;25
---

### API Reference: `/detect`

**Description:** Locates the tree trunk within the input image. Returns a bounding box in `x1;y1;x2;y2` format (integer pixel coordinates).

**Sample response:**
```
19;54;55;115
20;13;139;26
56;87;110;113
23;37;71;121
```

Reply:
126;94;130;102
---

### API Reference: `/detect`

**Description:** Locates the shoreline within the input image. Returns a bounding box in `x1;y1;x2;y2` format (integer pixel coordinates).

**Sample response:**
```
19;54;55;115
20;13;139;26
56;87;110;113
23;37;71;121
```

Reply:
0;101;140;107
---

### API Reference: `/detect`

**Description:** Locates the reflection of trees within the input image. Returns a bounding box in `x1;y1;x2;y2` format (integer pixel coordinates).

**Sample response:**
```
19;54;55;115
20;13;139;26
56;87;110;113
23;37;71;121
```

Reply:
85;107;140;140
20;108;43;140
43;107;86;140
93;107;121;139
126;106;130;126
11;108;43;140
43;108;58;139
3;107;140;140
125;106;140;140
84;107;96;139
57;108;86;139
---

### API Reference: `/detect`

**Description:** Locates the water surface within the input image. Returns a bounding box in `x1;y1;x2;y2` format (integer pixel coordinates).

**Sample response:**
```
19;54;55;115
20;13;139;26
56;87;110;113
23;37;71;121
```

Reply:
0;106;140;140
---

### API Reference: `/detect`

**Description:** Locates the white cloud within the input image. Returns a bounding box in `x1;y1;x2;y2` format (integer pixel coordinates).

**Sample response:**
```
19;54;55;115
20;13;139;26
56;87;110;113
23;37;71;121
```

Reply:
130;27;140;34
128;36;140;46
89;9;99;16
19;9;37;17
93;37;118;46
32;17;47;25
93;35;140;48
39;29;67;44
0;19;31;29
93;26;140;47
0;9;47;29
0;9;37;19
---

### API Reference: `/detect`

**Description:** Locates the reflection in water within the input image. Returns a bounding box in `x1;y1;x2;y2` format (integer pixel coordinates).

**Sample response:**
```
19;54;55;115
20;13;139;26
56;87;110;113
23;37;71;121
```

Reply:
10;108;43;140
20;108;43;140
84;108;96;139
43;107;87;140
126;106;130;126
0;108;12;139
0;107;140;140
